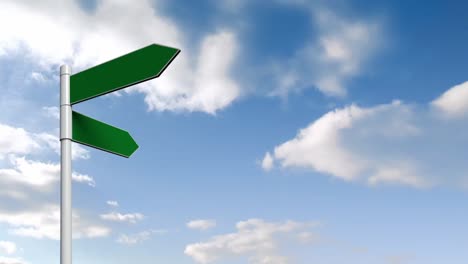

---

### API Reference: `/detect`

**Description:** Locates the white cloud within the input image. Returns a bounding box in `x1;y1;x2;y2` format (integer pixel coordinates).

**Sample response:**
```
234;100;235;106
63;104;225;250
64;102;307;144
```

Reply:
100;212;144;224
134;30;240;114
116;229;166;245
0;205;110;240
0;131;105;241
296;231;319;244
36;133;90;160
271;6;382;97
431;81;468;118
0;123;90;161
269;104;374;180
249;255;288;264
185;219;318;264
0;156;95;191
0;241;16;255
30;72;47;83
261;152;274;171
263;101;429;187
0;156;59;188
187;219;217;231
0;124;39;159
41;106;59;120
263;82;468;188
368;165;429;187
70;143;91;160
76;226;111;239
0;256;28;264
72;173;96;187
0;0;241;114
106;201;119;207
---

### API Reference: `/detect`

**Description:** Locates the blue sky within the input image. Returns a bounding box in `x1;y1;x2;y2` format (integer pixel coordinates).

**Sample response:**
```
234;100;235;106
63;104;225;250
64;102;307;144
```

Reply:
1;0;468;263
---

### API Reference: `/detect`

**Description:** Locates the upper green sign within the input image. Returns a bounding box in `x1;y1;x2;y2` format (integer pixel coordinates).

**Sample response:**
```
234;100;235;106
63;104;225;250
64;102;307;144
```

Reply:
72;111;138;158
70;44;180;105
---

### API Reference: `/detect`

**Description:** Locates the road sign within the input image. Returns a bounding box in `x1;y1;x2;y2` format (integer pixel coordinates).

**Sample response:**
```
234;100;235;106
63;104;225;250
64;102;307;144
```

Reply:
71;111;138;158
59;43;179;264
70;44;180;105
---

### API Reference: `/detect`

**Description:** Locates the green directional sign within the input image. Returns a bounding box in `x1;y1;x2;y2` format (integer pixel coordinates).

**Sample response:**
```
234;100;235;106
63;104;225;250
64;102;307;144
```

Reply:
71;111;138;158
68;43;180;157
70;44;180;105
59;43;179;262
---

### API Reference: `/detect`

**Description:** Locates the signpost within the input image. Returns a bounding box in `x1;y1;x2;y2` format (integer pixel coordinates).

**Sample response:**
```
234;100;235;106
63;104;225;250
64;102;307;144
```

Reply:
59;44;180;264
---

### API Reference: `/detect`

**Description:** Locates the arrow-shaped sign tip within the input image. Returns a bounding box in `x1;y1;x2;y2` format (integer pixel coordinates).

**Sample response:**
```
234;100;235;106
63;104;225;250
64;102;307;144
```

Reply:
124;131;139;158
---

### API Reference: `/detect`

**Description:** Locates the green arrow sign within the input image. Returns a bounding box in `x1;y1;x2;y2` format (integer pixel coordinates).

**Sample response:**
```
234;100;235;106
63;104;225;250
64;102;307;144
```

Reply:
59;44;179;261
68;43;179;157
71;111;138;158
70;44;180;105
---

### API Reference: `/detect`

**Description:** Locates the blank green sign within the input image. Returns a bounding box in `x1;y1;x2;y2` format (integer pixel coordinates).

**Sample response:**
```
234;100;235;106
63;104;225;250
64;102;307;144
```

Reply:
70;44;180;105
72;111;138;158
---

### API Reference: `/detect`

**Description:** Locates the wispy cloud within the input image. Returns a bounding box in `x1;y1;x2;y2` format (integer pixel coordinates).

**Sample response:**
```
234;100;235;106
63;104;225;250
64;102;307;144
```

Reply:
117;229;167;245
185;219;318;264
100;212;144;224
30;72;47;83
72;173;96;187
106;201;119;208
187;219;217;231
267;4;383;98
0;256;29;264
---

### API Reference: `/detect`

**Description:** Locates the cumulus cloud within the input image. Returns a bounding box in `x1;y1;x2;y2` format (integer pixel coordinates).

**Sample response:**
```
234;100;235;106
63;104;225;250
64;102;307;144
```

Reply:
431;81;468;118
187;219;217;231
0;156;58;188
185;219;318;264
0;0;241;114
134;30;240;114
0;124;40;159
263;83;468;188
262;101;426;186
100;212;144;224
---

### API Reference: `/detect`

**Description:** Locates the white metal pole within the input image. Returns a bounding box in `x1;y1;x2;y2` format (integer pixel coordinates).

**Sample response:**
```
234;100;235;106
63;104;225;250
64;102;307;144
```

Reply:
60;65;72;264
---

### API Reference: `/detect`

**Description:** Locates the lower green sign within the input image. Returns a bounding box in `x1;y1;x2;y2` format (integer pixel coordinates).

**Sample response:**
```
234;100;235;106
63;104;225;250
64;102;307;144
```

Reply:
72;111;138;158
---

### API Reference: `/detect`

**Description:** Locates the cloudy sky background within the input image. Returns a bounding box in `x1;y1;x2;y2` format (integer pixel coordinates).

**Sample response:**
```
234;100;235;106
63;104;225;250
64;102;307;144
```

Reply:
1;0;468;263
